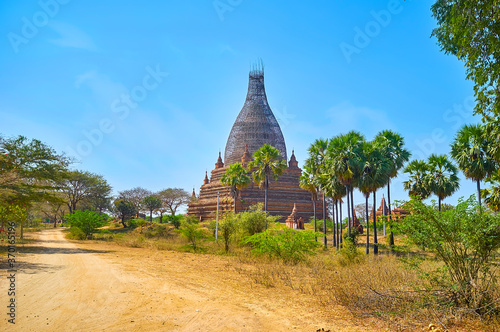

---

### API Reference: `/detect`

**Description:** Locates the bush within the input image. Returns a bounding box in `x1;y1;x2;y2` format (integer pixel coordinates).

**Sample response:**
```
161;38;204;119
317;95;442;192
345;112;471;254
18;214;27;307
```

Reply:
179;220;207;251
243;226;321;264
128;218;147;229
167;214;183;229
336;237;364;266
219;212;239;253
398;195;500;313
65;210;107;239
67;226;86;240
238;203;278;236
316;219;333;233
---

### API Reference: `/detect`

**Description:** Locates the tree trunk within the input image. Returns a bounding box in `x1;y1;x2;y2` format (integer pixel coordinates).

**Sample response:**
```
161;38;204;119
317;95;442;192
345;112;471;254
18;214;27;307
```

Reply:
322;194;327;248
234;187;238;214
346;185;351;237
339;200;343;245
350;185;354;229
373;191;378;255
150;210;153;222
53;218;57;228
438;197;442;212
121;215;127;228
477;179;482;210
264;176;268;213
388;181;395;247
313;198;317;241
159;212;163;223
332;198;336;247
365;194;370;254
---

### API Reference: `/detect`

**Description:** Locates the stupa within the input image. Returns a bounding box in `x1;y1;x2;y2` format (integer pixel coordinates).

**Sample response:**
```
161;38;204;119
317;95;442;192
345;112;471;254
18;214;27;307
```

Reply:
187;66;322;221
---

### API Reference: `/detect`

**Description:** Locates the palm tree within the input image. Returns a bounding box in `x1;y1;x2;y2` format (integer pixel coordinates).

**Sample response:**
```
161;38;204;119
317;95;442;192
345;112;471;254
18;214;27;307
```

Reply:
403;160;431;199
299;166;319;236
322;176;346;250
374;130;410;246
427;154;460;212
482;171;500;212
220;162;251;213
356;141;391;254
247;144;287;214
450;124;497;208
327;131;365;237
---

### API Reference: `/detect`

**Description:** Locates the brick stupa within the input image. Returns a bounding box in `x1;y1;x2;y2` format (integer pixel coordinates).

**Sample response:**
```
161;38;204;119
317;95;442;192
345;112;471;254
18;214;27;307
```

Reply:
188;67;322;221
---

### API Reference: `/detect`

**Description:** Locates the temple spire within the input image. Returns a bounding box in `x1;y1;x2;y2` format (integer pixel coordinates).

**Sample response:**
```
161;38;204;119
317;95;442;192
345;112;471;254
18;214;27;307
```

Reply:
215;151;224;169
203;171;209;185
288;150;298;168
241;144;252;167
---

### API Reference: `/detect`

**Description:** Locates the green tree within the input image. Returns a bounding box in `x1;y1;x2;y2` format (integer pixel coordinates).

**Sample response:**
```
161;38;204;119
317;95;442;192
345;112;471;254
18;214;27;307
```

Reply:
237;203;275;236
481;172;500;212
219;212;239;253
450;124;497;208
300;166;319;238
113;198;137;228
247;144;287;215
220;162;251;213
399;196;500;311
403;160;431;199
65;210;107;239
427;154;460;212
374;130;410;247
143;195;161;221
179;219;207;251
355;140;391;254
118;187;152;218
157;188;190;217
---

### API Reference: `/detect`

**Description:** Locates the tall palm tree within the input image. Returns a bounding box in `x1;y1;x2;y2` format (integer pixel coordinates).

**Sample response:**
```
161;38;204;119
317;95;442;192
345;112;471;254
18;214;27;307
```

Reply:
450;124;497;208
323;176;346;250
356;141;391;254
247;144;287;214
403;160;431;199
220;162;251;213
374;130;410;246
327;131;365;237
299;166;319;236
427;154;460;212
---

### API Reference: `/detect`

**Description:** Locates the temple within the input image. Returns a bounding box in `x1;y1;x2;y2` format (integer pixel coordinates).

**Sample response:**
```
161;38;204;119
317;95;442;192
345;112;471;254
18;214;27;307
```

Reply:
188;67;322;221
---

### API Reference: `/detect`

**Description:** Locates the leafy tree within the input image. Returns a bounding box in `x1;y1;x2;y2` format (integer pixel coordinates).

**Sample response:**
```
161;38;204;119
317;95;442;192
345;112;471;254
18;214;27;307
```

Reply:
374;130;410;247
399;196;500;312
220;162;251;213
157;188;190;216
238;203;277;236
143;195;161;221
59;170;112;214
299;167;319;237
65;210;107;239
113;198;137;228
482;172;500;212
427;154;460;212
450;124;497;208
219;212;239;253
247;144;287;215
118;187;152;217
403;160;431;199
355;140;391;254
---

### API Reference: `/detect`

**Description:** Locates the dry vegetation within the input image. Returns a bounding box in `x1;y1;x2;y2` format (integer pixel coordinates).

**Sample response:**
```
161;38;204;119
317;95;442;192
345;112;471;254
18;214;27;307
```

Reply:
75;219;500;332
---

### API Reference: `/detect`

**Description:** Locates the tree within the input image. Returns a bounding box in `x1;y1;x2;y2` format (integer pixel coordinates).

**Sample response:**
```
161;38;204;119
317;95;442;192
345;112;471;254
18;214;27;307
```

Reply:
247;144;287;215
431;1;500;124
427;154;460;212
59;170;112;214
299;167;319;238
482;171;500;212
179;219;207;251
118;187;152;218
403;160;431;199
143;195;161;221
219;212;239;253
355;140;391;254
327;131;365;237
65;210;107;239
157;188;190;216
113;198;137;228
450;124;497;208
220;162;251;213
374;130;410;247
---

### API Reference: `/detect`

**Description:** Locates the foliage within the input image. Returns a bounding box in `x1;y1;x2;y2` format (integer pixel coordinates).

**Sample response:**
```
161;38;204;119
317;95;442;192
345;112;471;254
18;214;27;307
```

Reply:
398;196;500;312
167;214;183;229
482;171;500;212
118;187;152;217
142;195;161;221
113;198;137;227
315;218;332;233
65;210;107;239
179;219;208;251
157;188;190;216
238;203;277;236
427;154;460;211
220;162;251;213
243;226;321;264
336;236;364;266
219;212;239;253
403;160;431;199
128;218;147;229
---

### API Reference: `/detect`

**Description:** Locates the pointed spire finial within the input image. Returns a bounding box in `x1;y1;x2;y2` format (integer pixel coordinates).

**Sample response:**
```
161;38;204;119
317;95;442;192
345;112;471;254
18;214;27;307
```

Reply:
203;170;209;185
215;151;224;169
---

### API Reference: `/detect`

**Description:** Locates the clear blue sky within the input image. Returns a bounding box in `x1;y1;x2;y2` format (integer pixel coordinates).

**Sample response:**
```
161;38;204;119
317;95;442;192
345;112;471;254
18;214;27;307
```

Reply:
0;0;481;210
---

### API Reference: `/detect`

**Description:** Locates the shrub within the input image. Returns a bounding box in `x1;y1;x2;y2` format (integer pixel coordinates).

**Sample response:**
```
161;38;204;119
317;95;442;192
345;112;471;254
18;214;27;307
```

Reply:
398;195;500;313
219;212;239;253
238;203;278;236
167;214;183;229
179;220;207;251
66;226;86;240
336;237;364;266
243;226;321;264
127;218;147;229
316;219;333;232
65;210;107;239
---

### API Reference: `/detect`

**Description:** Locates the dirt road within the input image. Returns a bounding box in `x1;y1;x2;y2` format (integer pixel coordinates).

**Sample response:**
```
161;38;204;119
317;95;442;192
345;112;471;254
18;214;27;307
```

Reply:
1;229;363;331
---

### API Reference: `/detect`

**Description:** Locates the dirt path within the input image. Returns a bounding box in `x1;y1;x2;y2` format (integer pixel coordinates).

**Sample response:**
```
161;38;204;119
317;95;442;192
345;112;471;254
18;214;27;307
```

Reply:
1;229;366;331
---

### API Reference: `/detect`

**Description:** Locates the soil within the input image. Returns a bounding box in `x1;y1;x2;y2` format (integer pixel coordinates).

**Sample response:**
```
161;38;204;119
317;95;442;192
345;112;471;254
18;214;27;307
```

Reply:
0;228;373;331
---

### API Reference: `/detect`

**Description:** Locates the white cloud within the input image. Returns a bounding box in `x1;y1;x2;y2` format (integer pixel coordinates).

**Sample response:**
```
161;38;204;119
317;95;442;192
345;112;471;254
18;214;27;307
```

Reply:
48;21;97;51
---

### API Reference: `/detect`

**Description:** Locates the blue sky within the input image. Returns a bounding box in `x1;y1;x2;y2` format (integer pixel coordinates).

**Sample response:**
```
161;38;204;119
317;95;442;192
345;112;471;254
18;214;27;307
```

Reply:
0;0;482;210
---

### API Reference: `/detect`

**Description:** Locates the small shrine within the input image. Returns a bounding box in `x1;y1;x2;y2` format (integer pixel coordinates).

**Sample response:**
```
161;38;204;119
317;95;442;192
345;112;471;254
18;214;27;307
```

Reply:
285;204;305;230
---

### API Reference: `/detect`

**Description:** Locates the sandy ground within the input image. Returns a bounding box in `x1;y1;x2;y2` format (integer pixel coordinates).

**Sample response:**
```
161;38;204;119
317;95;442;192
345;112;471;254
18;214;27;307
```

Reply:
0;228;373;332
